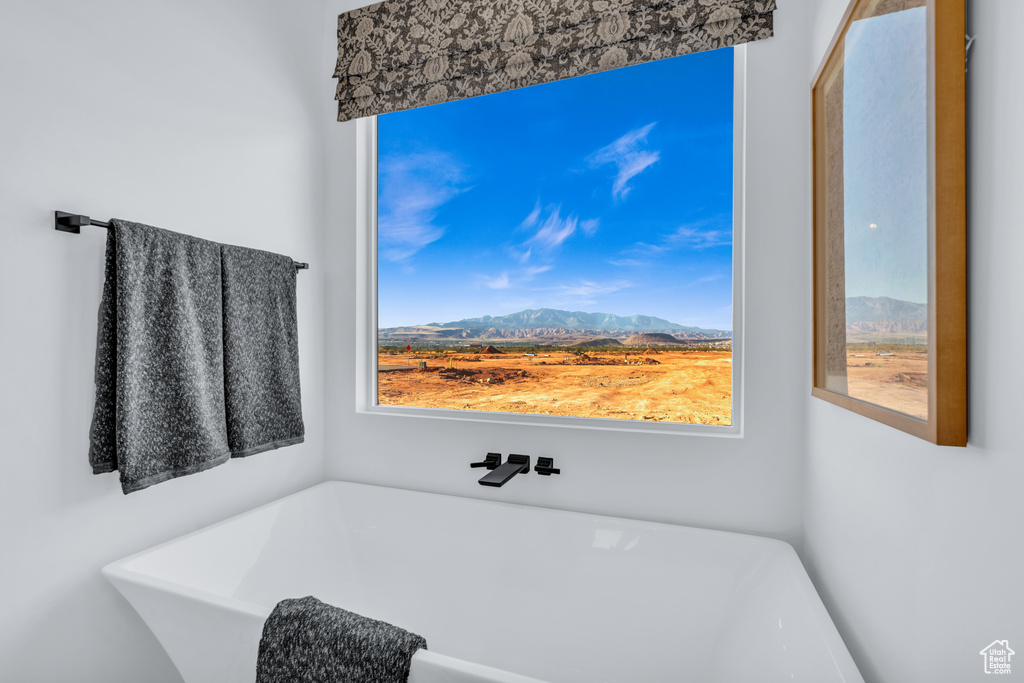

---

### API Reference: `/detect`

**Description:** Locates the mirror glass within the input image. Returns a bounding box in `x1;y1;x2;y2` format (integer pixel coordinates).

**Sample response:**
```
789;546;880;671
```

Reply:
823;1;928;419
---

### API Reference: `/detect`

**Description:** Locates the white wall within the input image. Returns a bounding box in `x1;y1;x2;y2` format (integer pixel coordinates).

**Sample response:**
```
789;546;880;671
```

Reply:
803;2;1024;682
0;2;327;681
322;1;812;543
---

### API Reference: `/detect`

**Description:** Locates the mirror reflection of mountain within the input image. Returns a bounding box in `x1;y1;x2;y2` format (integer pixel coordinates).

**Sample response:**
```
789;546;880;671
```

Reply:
378;308;732;344
845;296;927;342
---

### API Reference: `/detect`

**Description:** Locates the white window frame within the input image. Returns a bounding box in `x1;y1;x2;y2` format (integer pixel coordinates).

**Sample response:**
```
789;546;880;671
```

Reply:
356;46;746;437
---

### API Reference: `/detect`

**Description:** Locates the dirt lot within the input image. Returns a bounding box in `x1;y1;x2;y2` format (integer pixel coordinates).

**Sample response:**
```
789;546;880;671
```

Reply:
378;350;732;425
844;350;928;419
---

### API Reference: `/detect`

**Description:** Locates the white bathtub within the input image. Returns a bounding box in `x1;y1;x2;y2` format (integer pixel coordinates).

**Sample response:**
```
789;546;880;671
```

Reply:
103;481;862;683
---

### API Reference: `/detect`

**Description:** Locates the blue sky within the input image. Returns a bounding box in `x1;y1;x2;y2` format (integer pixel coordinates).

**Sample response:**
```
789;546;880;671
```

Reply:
378;48;734;330
843;7;928;305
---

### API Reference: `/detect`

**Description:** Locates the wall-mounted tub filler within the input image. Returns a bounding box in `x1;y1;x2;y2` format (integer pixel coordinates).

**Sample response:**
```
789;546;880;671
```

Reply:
477;454;531;487
102;481;864;683
471;453;560;486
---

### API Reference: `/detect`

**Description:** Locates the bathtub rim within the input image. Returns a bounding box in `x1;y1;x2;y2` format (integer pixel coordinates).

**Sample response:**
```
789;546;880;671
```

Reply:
102;479;798;580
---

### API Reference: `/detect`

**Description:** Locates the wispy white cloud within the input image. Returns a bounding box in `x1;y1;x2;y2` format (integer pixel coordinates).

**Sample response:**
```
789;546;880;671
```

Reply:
519;206;599;256
473;264;548;292
544;279;633;307
483;272;511;289
490;278;632;313
684;274;724;288
505;246;532;264
608;258;648;268
554;280;631;298
626;219;732;257
518;201;542;231
529;206;578;251
380;209;445;263
496;206;596;291
477;264;551;292
587;123;660;201
524;265;552;278
628;241;669;256
378;151;466;263
664;225;732;250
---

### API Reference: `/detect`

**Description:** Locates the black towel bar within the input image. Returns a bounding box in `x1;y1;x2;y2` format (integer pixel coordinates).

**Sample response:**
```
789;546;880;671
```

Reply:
54;211;310;270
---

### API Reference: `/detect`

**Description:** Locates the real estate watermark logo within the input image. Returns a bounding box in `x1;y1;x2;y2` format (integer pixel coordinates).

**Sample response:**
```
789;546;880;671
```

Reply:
980;640;1014;675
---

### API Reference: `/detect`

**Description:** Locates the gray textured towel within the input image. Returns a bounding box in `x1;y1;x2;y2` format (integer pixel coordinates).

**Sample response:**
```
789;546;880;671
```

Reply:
221;244;304;457
89;220;231;494
257;597;427;683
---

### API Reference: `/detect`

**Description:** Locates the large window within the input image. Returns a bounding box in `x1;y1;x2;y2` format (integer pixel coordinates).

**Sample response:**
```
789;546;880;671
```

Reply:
363;47;743;432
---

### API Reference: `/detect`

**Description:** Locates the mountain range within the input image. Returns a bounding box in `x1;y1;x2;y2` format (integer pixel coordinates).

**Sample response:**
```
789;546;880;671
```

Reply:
428;309;728;334
845;296;927;341
379;308;731;343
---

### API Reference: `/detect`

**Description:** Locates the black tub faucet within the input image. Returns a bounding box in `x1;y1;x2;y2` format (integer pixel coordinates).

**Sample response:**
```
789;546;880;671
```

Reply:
478;454;530;487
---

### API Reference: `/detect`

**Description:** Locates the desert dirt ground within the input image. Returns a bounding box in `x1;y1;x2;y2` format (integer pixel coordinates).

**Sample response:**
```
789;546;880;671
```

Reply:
378;350;732;425
844;350;928;419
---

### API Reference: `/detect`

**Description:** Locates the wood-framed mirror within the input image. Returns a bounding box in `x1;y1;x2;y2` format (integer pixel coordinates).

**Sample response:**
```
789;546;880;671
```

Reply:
811;0;966;446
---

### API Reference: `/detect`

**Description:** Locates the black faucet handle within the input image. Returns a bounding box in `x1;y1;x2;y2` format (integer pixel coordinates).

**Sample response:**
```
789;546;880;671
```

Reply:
507;454;531;473
470;452;502;469
535;457;561;476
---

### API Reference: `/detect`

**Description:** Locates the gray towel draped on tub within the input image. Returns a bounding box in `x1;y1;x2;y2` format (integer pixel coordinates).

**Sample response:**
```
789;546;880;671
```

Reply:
257;597;427;683
89;219;304;494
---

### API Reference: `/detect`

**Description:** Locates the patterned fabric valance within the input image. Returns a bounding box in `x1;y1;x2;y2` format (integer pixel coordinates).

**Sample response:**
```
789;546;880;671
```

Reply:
334;0;777;122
